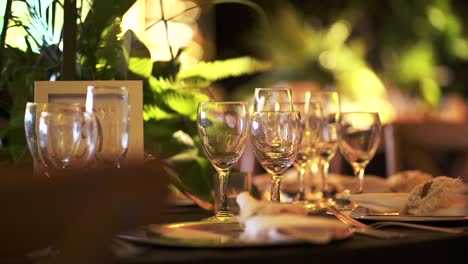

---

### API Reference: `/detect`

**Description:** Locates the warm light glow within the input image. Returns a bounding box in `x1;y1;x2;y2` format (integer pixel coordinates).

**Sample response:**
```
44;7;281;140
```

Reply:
325;20;351;47
398;43;434;83
421;77;441;106
144;22;194;61
428;6;446;30
452;39;468;59
5;0;67;53
319;51;337;69
5;1;32;51
121;0;200;62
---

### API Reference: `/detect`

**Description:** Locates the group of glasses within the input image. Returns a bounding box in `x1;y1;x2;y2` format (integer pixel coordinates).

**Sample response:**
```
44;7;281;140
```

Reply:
197;87;382;222
25;85;130;176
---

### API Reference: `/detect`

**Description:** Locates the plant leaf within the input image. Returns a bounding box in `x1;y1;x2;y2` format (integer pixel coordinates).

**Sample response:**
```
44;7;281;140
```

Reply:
121;30;153;78
165;154;214;204
160;88;209;118
177;56;271;82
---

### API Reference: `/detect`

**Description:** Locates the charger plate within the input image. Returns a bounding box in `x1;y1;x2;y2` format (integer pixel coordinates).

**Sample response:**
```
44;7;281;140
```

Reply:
118;221;288;248
118;220;351;248
350;212;468;222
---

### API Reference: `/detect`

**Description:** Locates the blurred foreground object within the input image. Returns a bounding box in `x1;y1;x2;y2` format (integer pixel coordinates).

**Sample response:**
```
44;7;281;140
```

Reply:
0;159;168;262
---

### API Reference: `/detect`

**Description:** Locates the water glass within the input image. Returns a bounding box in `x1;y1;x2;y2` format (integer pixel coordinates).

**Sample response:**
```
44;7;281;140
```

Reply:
86;85;130;168
253;87;293;112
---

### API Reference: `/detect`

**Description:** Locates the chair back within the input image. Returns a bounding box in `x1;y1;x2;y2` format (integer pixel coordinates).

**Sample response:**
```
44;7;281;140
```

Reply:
384;122;468;180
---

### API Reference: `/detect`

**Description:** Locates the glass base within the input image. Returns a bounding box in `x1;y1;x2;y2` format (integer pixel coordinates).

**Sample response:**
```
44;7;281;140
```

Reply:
293;200;327;214
202;213;238;223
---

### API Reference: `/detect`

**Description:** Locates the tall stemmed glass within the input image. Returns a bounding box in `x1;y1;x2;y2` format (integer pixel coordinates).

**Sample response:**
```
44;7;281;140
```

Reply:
197;101;249;222
338;112;382;194
312;91;341;197
292;102;322;202
250;111;303;202
86;85;129;168
253;87;293;112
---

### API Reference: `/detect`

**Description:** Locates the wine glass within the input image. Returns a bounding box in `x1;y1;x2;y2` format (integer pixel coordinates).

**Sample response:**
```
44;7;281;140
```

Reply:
37;107;85;170
338;112;382;194
253;87;293;112
197;101;249;221
24;102;50;176
292;102;322;202
86;85;129;168
24;102;96;177
311;90;341;197
250;111;303;202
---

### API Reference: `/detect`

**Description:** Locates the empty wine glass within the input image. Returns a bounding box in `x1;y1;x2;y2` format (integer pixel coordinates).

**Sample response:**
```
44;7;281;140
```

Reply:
292;102;322;202
253;87;293;112
24;102;96;177
338;112;382;194
38;107;85;169
250;111;303;202
25;102;49;176
311;90;341;197
197;101;249;221
86;85;129;168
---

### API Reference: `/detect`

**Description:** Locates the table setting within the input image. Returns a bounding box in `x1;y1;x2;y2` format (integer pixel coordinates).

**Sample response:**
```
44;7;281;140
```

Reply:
15;86;468;263
109;87;467;263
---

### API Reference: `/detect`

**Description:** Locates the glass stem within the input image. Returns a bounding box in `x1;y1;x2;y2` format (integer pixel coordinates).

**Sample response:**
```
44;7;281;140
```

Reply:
352;165;365;194
309;161;319;192
270;175;282;202
297;166;306;201
216;169;230;217
320;159;330;196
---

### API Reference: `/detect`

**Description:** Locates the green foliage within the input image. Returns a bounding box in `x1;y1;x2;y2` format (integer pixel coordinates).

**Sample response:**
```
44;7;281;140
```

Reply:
124;29;269;206
78;0;137;79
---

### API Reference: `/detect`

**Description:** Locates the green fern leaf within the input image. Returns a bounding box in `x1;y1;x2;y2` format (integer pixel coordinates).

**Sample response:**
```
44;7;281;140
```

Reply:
177;56;271;82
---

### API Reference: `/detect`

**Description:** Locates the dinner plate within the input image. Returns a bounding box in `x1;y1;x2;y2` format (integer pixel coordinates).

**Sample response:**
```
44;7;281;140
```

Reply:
118;220;350;248
349;212;468;222
118;221;294;248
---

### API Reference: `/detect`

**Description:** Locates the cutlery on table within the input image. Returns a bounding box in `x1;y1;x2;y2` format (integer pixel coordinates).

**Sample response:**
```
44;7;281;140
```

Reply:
368;221;465;234
322;201;407;239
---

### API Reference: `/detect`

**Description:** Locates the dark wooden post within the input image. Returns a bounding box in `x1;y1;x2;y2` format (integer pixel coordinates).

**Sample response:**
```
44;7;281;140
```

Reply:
62;0;77;80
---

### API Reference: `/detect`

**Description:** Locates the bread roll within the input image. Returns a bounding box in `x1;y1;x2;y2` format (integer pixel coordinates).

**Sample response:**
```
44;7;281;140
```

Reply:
387;170;433;193
400;176;465;216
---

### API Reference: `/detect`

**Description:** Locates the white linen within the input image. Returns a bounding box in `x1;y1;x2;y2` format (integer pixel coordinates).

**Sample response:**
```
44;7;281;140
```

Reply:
350;193;468;216
236;192;351;244
241;214;351;244
349;193;409;213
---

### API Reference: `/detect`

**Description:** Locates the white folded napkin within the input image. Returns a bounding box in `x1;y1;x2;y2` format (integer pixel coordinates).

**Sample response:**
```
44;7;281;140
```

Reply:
241;214;352;244
349;193;409;213
236;191;309;222
236;192;352;244
351;193;468;216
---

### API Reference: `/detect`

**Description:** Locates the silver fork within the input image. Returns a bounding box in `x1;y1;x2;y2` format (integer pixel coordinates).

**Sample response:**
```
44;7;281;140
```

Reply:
322;201;407;239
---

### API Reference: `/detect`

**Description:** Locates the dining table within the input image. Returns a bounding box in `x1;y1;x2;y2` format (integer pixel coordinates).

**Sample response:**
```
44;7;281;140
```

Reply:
111;204;468;264
1;164;466;264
